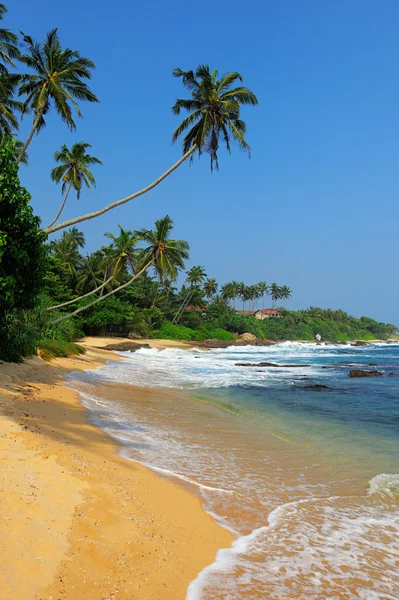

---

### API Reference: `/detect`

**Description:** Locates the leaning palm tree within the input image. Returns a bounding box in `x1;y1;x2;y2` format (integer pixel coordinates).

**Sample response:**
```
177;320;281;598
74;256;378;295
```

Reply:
46;65;257;235
137;215;190;282
51;217;188;324
173;265;207;324
172;65;258;171
0;4;19;73
46;142;102;230
280;285;292;307
270;283;281;309
17;28;98;163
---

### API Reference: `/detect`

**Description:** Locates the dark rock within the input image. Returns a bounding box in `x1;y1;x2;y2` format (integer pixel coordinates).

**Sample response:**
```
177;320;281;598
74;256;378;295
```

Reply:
351;341;367;347
321;366;336;369
388;372;396;377
303;384;329;389
348;370;383;378
368;363;378;366
101;342;151;352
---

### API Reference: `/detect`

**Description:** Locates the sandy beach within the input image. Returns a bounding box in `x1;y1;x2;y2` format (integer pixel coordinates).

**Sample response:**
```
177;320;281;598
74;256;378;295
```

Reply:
0;338;232;600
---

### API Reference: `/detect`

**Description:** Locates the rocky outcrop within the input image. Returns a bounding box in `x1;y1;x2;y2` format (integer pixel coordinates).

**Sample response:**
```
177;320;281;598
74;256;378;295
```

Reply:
351;341;368;346
239;333;258;342
302;384;329;389
101;342;151;352
348;369;383;377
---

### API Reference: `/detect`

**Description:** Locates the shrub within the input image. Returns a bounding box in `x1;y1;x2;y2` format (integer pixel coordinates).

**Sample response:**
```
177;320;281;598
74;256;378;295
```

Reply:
150;322;196;341
38;340;86;361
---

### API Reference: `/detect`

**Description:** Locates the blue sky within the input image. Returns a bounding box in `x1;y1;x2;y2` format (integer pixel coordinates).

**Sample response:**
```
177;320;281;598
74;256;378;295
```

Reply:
7;0;399;324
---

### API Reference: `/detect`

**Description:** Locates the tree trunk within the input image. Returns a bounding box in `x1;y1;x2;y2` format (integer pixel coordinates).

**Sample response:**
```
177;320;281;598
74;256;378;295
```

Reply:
46;145;197;235
46;274;114;311
45;182;73;231
52;261;152;325
173;289;193;325
16;108;45;164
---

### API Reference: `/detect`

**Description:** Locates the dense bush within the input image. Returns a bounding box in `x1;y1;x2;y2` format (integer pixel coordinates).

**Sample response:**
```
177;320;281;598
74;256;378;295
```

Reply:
38;340;86;361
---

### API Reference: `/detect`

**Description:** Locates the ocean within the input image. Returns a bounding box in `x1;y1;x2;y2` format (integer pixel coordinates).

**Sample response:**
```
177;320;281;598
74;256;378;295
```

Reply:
68;342;399;599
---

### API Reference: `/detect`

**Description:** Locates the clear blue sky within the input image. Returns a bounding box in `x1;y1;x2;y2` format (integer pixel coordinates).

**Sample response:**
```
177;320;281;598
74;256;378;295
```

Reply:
8;0;399;324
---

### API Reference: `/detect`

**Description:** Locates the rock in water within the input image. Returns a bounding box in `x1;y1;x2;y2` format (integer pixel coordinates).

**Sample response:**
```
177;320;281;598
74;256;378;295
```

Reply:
348;370;383;378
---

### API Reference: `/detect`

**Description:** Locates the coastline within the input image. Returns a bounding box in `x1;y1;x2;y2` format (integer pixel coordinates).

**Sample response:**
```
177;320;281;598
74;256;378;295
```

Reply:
0;339;233;600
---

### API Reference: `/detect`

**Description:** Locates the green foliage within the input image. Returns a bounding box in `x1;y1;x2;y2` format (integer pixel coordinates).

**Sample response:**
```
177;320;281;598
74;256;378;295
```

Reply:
81;297;136;335
0;138;46;313
38;340;86;361
150;322;196;341
0;309;42;362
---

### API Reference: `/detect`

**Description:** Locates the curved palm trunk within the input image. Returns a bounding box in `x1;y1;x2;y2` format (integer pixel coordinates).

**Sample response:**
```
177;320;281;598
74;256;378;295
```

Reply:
46;146;197;235
45;182;73;231
52;261;153;325
173;289;193;324
16;107;45;164
46;274;114;311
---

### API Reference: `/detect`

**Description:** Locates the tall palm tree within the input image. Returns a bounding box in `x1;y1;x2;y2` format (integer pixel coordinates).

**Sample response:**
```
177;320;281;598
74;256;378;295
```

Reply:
46;142;102;230
172;65;258;171
46;65;258;235
0;4;19;73
280;285;292;307
51;218;186;324
270;283;281;309
103;225;139;281
237;282;246;310
173;265;207;324
137;215;189;282
258;281;268;310
17;28;98;163
204;278;218;299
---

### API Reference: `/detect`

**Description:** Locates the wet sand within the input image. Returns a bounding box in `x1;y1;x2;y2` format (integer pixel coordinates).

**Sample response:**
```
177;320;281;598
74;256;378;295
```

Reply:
0;339;232;600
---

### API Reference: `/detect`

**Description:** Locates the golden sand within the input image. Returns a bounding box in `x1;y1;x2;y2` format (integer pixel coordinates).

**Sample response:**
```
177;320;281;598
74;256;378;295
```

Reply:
0;339;232;599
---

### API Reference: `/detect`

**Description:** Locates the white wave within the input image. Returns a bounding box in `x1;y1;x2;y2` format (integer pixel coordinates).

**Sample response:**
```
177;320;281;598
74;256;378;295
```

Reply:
368;473;399;497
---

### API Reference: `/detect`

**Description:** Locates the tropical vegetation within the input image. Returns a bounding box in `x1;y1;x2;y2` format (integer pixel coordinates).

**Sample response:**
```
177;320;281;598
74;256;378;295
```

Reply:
0;4;396;362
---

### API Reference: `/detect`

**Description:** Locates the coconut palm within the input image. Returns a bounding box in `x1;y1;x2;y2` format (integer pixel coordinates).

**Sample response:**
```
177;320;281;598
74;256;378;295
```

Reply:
46;65;258;235
77;251;105;294
50;228;84;287
0;74;24;137
280;285;292;307
172;65;258;171
46;142;102;230
137;215;190;282
270;283;281;309
103;225;139;281
173;265;207;324
0;4;19;73
17;28;98;163
204;278;218;299
258;281;268;310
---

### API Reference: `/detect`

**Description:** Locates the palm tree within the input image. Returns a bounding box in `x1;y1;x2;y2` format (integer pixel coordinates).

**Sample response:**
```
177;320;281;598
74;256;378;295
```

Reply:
0;4;19;73
137;215;190;282
46;142;102;230
0;74;24;137
258;281;268;310
17;29;98;163
280;285;292;307
103;225;139;281
46;65;258;235
172;65;258;171
270;283;281;309
48;215;189;324
237;282;246;310
204;278;218;299
50;228;84;288
77;251;105;294
173;265;207;324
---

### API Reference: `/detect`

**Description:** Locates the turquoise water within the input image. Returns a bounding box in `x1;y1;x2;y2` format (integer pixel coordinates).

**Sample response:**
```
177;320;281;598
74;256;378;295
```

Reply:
69;342;399;600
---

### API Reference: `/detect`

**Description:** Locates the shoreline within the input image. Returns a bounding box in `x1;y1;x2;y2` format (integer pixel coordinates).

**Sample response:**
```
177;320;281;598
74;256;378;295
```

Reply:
0;340;233;600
